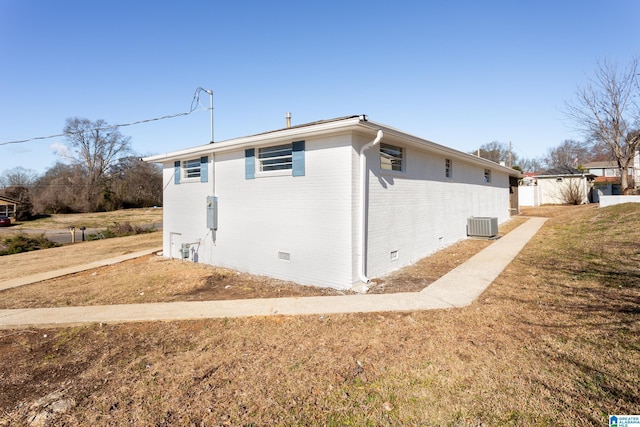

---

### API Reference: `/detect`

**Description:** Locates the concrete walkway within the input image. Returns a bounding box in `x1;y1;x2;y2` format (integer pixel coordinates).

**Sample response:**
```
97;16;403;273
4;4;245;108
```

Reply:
0;218;547;329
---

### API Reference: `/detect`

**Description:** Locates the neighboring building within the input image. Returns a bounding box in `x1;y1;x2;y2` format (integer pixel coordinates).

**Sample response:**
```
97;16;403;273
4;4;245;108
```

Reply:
583;160;636;197
0;195;18;217
534;166;594;205
144;115;520;290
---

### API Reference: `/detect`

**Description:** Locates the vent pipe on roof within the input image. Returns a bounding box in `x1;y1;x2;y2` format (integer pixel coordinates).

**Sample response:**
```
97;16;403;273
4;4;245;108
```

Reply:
286;112;292;128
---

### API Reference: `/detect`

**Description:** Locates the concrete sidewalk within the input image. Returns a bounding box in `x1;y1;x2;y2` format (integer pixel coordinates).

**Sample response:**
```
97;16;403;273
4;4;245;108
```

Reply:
0;217;547;329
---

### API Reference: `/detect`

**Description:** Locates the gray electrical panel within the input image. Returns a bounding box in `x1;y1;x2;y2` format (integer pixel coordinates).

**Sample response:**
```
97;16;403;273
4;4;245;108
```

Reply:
206;196;218;230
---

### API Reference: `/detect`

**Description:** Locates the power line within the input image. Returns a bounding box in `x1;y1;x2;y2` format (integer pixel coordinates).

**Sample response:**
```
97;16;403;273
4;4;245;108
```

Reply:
0;88;210;146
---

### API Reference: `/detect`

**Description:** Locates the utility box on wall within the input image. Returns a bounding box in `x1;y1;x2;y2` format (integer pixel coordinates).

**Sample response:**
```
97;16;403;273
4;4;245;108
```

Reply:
206;196;218;230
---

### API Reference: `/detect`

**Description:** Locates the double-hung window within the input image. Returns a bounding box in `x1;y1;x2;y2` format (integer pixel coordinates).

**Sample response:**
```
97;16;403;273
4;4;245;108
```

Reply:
258;144;293;172
484;169;491;183
380;143;403;172
445;159;452;178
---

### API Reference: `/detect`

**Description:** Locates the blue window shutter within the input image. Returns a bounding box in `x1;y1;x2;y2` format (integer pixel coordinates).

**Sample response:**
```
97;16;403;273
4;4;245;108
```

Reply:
200;156;208;183
174;161;181;185
245;149;255;179
292;140;305;177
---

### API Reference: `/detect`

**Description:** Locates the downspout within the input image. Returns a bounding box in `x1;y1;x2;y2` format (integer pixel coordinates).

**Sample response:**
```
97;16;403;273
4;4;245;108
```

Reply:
358;130;384;284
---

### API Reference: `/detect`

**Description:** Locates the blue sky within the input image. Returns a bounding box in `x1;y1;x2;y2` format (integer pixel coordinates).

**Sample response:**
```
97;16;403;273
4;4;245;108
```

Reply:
1;0;638;174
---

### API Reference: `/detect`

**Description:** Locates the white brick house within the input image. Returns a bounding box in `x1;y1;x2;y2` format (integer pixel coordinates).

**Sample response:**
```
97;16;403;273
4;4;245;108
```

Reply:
144;115;519;290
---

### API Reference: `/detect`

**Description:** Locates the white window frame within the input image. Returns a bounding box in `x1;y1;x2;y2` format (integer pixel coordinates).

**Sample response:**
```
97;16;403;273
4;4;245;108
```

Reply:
445;158;452;178
182;158;201;180
484;168;491;183
258;143;293;173
380;143;404;172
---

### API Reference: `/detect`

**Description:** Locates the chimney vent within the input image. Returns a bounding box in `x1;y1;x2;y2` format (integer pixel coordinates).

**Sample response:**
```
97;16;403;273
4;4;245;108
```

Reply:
286;112;292;128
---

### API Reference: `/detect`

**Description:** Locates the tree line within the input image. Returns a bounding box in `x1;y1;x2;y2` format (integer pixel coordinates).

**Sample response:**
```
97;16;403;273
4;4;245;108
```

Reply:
0;118;162;220
472;138;610;173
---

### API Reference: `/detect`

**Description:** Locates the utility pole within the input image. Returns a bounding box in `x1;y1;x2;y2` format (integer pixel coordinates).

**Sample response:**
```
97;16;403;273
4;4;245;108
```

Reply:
206;89;213;143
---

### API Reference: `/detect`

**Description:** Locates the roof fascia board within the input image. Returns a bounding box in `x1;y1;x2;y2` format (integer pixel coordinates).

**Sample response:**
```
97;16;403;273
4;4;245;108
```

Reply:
0;195;19;204
359;120;521;177
143;116;365;163
143;116;520;177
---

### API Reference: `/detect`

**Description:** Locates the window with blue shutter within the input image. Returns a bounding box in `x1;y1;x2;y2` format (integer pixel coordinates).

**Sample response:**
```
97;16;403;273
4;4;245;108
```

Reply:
245;149;255;179
246;141;305;178
292;140;305;177
174;161;181;185
200;156;208;183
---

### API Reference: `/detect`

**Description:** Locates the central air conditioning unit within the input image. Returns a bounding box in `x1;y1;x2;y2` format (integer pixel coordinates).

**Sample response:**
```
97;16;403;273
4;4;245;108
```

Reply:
467;217;498;238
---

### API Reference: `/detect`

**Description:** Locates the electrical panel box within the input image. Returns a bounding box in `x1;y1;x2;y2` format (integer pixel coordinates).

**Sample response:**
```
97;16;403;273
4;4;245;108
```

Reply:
206;196;218;230
180;243;190;259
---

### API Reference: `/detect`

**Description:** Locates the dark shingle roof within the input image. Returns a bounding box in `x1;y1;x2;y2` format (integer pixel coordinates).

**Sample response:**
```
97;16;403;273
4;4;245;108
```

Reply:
537;166;585;176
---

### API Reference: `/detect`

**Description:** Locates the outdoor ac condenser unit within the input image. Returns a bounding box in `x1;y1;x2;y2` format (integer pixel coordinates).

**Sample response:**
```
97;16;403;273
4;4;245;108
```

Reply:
467;217;498;238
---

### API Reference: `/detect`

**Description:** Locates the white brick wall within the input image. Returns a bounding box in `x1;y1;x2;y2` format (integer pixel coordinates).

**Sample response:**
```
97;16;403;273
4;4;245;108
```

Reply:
363;137;511;280
160;128;514;290
162;134;358;290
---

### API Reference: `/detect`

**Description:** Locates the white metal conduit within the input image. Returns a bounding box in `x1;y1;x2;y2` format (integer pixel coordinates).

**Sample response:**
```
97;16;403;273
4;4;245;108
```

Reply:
358;130;384;284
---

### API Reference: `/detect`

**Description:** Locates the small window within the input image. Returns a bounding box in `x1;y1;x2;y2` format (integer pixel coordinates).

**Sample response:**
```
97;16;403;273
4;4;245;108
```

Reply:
259;144;293;172
380;143;403;171
484;169;491;183
183;159;201;179
445;159;452;178
556;177;564;182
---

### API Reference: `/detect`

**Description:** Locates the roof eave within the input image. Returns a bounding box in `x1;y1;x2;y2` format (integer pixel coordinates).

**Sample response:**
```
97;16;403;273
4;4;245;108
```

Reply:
143;116;521;178
359;120;521;177
143;116;366;163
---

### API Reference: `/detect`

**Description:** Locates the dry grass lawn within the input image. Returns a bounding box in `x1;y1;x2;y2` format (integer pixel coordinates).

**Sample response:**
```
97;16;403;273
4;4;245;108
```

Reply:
0;218;525;307
0;204;638;426
0;232;162;282
6;208;163;230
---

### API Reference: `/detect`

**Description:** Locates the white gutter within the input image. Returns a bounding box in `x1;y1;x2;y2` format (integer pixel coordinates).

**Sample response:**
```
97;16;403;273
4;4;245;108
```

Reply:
358;130;383;285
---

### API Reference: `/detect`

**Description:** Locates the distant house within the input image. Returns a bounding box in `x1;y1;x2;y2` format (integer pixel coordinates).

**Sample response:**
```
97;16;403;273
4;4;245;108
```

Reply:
583;160;637;197
534;166;594;205
0;195;18;217
144;115;520;290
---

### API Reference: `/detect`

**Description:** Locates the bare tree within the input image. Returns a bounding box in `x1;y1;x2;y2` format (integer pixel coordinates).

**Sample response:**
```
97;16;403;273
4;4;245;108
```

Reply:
0;167;38;220
558;177;588;205
31;163;85;214
473;141;517;166
0;167;37;189
516;157;545;173
104;156;163;209
62;118;131;211
565;57;640;193
544;139;593;169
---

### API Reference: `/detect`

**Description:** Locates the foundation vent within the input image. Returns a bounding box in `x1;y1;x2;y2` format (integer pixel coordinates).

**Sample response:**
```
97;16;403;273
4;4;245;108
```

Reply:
278;251;291;262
